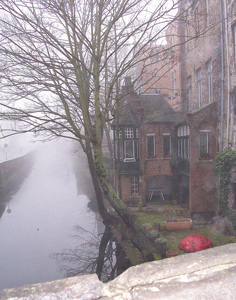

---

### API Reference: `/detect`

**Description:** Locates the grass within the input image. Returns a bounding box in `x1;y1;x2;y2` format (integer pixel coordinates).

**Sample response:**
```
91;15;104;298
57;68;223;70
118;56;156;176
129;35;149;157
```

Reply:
131;210;236;259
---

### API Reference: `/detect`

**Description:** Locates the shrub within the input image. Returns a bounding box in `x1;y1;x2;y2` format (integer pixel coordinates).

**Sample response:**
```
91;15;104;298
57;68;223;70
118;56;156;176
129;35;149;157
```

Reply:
138;198;143;211
147;230;160;240
215;148;236;210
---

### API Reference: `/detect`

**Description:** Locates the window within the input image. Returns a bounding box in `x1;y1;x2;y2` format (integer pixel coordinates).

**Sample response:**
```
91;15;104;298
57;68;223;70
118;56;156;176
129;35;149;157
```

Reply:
172;69;177;97
177;125;190;159
125;127;133;139
206;0;209;27
163;134;171;157
187;76;192;111
147;134;155;157
194;6;200;36
124;140;135;161
233;24;236;65
131;176;139;194
207;60;213;102
199;132;209;158
114;127;138;162
197;68;202;108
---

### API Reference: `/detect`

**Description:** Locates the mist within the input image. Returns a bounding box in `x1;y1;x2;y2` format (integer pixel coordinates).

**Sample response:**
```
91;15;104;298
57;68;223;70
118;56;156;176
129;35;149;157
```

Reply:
0;139;104;290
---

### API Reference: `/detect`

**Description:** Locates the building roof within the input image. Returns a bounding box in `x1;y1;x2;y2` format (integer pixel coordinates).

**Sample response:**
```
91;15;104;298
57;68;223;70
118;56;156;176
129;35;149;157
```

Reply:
115;93;180;126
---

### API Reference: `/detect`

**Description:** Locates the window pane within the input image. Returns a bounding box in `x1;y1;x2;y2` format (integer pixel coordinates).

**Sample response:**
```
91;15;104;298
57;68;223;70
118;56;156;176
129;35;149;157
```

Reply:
207;60;213;103
187;137;190;159
200;133;209;158
163;136;171;156
115;140;123;159
125;128;133;138
131;176;139;194
187;76;192;111
197;68;202;107
125;140;134;159
147;136;155;157
178;138;181;157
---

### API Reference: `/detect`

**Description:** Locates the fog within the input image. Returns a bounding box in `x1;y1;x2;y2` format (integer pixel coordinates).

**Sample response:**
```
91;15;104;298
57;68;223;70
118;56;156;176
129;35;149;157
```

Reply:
0;139;104;290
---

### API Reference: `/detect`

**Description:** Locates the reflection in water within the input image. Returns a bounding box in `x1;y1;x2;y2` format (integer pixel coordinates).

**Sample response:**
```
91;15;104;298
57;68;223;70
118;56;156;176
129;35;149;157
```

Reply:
51;224;131;283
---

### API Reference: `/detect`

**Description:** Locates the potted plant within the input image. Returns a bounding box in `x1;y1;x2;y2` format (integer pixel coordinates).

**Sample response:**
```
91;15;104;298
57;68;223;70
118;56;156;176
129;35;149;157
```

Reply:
166;250;177;258
165;218;193;231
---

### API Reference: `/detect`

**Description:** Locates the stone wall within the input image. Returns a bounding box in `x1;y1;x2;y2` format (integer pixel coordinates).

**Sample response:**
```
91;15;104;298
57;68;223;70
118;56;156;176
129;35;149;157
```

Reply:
1;243;236;299
0;151;35;214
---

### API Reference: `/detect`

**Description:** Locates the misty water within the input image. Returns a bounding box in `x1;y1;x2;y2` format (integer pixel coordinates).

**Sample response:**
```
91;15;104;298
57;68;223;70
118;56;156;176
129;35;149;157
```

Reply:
0;140;105;290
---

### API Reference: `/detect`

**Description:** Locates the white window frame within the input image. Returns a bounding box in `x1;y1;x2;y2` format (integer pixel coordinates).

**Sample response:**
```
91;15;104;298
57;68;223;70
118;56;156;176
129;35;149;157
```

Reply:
146;134;155;157
233;24;236;65
207;60;213;103
187;75;192;111
163;133;171;157
131;176;139;194
172;69;177;97
199;131;210;158
197;68;202;108
124;140;135;161
177;125;190;159
125;127;133;139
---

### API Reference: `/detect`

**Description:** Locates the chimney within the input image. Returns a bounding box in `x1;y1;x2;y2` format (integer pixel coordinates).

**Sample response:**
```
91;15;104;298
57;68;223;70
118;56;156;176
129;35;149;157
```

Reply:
137;107;144;122
124;76;132;86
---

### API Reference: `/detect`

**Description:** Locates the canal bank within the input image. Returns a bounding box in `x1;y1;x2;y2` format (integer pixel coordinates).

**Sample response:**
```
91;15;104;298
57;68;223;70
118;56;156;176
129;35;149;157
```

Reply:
0;150;35;218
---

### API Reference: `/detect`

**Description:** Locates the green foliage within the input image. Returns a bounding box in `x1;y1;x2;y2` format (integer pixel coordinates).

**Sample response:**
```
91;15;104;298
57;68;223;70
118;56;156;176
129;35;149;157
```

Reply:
224;209;236;231
152;220;161;227
215;148;236;210
155;237;167;246
126;196;142;207
138;198;143;211
147;230;160;240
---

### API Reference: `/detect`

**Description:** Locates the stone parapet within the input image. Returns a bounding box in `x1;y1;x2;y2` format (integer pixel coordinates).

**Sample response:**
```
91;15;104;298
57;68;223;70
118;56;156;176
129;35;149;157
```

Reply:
1;243;236;299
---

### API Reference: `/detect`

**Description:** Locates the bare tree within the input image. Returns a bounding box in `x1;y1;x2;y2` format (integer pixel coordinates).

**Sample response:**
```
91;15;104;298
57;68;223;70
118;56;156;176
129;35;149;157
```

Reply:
50;225;126;282
0;0;185;261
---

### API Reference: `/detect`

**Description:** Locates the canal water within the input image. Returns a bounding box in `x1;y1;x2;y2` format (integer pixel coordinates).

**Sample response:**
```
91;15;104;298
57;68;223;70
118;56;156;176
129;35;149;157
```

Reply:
0;140;106;290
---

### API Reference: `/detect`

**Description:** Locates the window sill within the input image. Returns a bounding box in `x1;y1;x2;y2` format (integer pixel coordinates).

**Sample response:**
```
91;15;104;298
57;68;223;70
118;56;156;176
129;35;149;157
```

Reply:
124;158;136;162
199;158;213;163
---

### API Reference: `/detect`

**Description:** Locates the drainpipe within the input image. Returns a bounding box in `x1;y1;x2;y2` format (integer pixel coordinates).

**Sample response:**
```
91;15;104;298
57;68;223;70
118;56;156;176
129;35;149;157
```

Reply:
220;0;225;152
224;0;231;147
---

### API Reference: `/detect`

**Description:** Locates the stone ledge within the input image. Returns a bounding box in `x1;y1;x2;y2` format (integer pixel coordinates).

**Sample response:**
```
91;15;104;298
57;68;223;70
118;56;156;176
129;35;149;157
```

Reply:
1;243;236;299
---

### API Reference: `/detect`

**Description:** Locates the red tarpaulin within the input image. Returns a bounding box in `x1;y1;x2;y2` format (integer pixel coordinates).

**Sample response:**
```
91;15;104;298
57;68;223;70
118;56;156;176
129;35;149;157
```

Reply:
179;234;213;253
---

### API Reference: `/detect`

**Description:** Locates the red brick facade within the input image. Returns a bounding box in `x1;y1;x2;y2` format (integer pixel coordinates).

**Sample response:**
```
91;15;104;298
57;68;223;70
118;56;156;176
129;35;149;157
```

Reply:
112;0;236;212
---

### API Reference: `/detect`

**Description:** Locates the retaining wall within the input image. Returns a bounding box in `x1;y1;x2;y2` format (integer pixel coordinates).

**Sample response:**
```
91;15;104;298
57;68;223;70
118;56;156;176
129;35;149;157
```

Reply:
1;243;236;299
0;151;35;217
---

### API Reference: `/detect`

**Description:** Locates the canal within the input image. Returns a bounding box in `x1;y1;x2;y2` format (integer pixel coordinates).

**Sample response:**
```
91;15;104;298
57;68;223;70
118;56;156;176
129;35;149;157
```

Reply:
0;140;106;290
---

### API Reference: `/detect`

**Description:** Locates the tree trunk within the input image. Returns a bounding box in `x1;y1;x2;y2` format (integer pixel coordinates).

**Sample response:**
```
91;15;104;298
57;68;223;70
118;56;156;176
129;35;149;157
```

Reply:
86;145;118;225
94;144;158;262
95;225;113;280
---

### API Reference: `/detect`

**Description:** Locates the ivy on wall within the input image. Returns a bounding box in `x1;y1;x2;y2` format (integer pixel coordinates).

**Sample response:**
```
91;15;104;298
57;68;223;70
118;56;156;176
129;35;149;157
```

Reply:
215;148;236;210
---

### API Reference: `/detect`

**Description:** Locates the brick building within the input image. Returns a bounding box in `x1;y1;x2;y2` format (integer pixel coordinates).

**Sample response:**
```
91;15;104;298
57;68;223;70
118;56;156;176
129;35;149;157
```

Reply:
111;0;236;213
166;0;236;213
112;77;179;204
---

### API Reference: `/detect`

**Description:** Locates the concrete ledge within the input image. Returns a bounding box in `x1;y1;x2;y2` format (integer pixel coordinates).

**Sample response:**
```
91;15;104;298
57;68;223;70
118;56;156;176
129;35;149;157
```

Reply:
1;243;236;299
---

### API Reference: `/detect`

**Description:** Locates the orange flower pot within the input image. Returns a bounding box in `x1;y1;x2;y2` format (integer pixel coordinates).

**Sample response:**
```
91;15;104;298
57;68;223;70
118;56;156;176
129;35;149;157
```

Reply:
166;250;177;258
165;218;193;231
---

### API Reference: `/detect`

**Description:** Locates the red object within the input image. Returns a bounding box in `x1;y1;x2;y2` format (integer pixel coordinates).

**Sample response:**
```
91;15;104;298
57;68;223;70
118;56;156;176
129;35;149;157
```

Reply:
179;234;213;253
